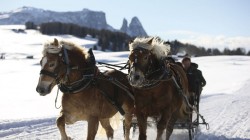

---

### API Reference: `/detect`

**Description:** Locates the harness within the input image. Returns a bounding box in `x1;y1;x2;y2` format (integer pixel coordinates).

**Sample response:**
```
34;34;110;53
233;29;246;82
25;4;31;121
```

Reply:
128;49;209;129
39;47;134;115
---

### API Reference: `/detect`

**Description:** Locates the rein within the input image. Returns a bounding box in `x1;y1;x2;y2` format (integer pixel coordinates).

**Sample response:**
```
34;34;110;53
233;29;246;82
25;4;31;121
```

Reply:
171;74;210;130
97;61;129;70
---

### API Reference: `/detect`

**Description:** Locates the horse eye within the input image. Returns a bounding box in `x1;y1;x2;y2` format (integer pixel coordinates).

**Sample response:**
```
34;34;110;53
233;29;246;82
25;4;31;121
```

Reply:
49;63;55;67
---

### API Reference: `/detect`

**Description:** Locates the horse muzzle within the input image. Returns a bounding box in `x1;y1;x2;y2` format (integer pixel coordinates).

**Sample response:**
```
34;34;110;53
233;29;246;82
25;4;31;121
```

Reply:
36;85;52;96
128;72;145;88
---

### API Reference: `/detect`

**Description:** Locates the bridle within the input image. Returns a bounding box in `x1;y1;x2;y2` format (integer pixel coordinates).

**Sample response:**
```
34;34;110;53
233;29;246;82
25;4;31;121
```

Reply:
39;46;70;82
39;46;97;94
129;48;169;88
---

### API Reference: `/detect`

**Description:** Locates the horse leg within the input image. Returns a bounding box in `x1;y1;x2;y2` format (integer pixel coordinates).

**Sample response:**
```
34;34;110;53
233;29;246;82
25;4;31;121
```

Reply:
100;118;114;139
137;113;147;140
165;113;178;140
156;113;168;140
87;116;99;140
123;113;133;140
57;114;71;140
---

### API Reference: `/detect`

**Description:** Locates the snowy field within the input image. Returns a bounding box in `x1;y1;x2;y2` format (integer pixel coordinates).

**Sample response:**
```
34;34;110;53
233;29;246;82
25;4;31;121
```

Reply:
0;25;250;140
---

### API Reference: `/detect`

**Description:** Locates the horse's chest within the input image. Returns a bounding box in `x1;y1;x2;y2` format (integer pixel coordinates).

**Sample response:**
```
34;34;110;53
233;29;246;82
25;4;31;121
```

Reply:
62;92;116;122
135;93;170;116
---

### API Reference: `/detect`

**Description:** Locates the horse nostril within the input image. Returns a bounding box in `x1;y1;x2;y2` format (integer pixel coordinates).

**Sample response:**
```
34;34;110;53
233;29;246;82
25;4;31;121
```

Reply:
134;75;140;80
36;87;45;94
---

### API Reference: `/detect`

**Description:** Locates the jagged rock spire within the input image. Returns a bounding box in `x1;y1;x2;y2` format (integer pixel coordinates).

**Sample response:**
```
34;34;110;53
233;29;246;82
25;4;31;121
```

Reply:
120;18;128;33
119;17;147;37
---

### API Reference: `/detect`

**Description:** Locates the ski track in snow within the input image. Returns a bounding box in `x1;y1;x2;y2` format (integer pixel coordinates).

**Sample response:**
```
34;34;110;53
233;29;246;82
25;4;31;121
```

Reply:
196;81;250;140
0;63;249;140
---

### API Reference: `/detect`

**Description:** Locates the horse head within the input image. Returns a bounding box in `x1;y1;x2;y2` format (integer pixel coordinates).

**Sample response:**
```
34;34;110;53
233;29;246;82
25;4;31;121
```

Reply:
36;38;96;95
128;37;170;88
36;38;65;95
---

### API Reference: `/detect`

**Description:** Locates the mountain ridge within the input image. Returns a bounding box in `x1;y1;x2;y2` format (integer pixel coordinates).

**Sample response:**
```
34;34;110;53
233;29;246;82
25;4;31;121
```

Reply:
0;6;147;37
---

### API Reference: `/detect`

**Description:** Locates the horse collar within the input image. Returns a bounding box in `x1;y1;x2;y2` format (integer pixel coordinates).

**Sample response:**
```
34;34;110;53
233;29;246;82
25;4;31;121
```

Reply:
58;66;99;94
140;68;168;89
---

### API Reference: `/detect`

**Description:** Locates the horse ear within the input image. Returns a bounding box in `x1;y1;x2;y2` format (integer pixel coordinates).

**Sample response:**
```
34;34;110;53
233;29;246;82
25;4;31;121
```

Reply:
88;48;96;65
129;39;134;44
53;38;59;46
147;37;154;45
164;41;171;45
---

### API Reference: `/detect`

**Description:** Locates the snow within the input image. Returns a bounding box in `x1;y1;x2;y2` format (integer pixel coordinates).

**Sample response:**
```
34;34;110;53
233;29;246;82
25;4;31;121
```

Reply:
0;25;250;140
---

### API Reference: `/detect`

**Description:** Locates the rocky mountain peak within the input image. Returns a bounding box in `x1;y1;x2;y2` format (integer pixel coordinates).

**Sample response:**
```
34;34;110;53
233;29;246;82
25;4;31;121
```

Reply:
120;18;128;33
120;16;147;37
130;17;142;27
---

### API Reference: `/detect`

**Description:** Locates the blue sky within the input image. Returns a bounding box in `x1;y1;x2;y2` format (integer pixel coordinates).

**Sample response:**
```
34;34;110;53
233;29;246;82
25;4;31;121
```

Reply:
1;0;250;50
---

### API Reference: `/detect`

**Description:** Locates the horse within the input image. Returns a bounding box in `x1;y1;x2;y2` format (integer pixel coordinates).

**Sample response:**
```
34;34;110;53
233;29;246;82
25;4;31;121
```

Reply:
36;39;134;140
127;37;190;140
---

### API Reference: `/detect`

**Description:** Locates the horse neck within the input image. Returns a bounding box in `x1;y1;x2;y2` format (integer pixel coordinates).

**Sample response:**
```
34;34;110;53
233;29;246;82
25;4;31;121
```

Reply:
66;51;90;81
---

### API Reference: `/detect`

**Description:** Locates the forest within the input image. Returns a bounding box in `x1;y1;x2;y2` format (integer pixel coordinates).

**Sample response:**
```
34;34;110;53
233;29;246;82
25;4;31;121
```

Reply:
26;21;250;56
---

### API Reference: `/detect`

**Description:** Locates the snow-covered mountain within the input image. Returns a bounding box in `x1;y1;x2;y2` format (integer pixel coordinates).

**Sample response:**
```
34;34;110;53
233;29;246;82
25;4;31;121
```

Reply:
0;6;147;37
0;6;109;30
120;17;147;37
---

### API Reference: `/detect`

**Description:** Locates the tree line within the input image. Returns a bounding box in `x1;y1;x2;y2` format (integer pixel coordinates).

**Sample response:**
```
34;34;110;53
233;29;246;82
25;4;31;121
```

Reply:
26;21;131;51
25;21;250;55
170;40;250;56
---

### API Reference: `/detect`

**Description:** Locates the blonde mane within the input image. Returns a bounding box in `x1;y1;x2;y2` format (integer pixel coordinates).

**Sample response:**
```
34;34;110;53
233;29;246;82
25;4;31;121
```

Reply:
42;39;89;59
43;40;61;55
129;37;170;59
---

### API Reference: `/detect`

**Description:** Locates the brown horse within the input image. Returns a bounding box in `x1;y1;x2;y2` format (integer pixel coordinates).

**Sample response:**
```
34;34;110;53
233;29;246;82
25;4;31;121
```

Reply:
36;39;134;140
127;37;190;140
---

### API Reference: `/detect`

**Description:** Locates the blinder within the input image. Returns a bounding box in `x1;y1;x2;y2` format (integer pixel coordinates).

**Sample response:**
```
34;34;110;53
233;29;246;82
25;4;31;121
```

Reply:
40;69;58;79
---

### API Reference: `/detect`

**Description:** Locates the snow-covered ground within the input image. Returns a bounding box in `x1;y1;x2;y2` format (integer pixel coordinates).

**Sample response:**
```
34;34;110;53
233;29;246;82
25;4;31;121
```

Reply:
0;25;250;140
